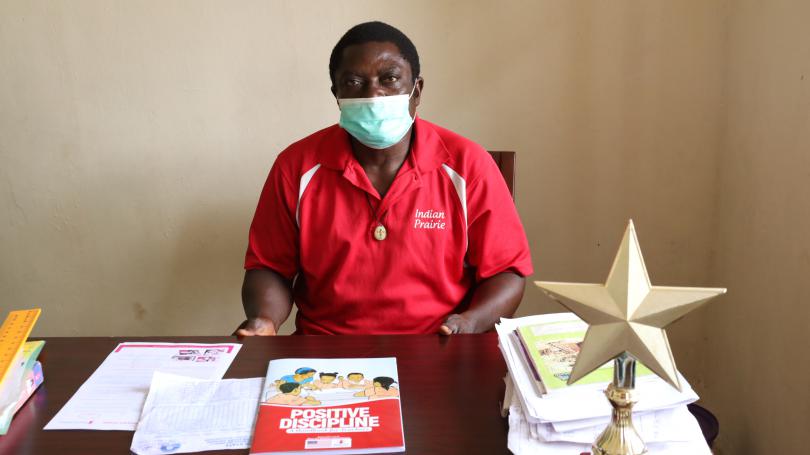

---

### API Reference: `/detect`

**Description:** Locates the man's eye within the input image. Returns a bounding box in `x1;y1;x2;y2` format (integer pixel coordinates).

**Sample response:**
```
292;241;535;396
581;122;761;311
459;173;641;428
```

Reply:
383;75;399;83
345;79;362;87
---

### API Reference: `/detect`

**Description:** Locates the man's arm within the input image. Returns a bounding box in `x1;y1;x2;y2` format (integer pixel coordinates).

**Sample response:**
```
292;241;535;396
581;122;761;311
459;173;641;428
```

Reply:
236;268;294;336
439;272;525;334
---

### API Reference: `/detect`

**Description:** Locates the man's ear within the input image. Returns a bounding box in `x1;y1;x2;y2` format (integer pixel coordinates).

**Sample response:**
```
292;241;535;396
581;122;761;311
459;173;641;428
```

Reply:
411;77;424;110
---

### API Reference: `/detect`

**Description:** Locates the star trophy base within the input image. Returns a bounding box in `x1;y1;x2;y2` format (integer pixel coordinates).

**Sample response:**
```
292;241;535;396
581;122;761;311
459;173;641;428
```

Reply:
591;383;647;455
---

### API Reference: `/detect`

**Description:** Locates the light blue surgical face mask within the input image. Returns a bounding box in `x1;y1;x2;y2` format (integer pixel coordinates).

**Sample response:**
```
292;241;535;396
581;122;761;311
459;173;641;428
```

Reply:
337;84;417;149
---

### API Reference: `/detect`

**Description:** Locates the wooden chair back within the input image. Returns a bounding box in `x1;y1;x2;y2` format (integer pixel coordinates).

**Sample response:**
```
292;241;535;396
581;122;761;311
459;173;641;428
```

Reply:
488;151;516;200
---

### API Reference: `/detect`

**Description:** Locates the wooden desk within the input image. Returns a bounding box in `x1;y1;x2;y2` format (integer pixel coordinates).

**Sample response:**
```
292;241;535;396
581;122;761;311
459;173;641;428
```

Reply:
1;334;510;455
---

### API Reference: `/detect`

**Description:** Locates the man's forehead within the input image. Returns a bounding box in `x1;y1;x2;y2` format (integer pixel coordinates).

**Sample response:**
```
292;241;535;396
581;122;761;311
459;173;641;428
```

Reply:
338;41;410;70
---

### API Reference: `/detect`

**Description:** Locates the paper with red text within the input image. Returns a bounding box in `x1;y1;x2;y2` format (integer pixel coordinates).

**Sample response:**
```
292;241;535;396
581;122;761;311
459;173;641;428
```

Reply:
44;342;241;430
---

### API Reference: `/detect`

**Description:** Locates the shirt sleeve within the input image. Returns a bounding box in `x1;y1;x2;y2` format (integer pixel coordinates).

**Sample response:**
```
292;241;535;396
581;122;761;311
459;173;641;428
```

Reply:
244;160;299;279
465;157;534;281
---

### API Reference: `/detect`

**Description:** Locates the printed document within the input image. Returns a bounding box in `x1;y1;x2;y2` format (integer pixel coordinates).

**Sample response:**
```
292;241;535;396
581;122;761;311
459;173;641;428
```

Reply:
44;342;241;431
131;372;263;455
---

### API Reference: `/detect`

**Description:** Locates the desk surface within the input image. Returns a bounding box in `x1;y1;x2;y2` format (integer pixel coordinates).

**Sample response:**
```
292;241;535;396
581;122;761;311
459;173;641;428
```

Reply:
1;334;510;455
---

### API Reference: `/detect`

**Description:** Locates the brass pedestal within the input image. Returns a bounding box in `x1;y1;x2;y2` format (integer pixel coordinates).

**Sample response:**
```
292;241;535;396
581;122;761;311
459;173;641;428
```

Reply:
591;383;647;455
591;354;647;455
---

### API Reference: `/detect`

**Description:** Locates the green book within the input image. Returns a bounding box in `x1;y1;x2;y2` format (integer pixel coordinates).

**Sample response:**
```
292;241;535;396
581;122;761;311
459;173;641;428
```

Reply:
515;314;653;393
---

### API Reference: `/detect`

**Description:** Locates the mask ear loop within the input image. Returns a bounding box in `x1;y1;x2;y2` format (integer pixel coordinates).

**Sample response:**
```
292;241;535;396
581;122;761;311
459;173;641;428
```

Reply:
408;78;419;99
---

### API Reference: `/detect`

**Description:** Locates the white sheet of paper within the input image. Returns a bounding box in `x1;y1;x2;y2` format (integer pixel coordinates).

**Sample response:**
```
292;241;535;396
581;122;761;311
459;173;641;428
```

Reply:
130;372;263;455
507;396;712;455
496;315;699;424
44;342;242;431
509;391;700;444
548;406;685;434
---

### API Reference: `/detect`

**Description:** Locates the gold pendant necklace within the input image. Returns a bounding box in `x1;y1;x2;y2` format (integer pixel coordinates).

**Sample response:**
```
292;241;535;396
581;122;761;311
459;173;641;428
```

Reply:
365;193;388;241
373;224;387;241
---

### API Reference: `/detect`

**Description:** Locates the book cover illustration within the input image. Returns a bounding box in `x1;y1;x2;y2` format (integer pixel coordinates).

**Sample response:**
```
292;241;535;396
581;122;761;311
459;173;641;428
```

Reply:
250;357;404;455
516;314;653;392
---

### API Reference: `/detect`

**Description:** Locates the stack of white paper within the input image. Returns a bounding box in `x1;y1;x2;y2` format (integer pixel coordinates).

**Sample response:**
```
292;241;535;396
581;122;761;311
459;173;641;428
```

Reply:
130;372;264;455
497;313;712;455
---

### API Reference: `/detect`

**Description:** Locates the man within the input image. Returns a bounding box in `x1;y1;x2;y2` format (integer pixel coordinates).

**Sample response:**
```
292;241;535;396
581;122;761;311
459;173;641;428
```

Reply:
312;372;341;390
354;376;399;399
265;382;321;406
238;21;532;336
340;372;371;390
276;367;317;388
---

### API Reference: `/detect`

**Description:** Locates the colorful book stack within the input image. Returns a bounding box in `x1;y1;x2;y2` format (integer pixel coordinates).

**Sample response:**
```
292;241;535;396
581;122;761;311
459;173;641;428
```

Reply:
496;312;712;455
0;309;44;436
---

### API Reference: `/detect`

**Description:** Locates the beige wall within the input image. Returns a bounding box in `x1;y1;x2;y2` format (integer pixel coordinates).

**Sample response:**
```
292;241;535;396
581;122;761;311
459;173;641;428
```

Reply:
0;0;724;334
698;1;810;453
1;1;807;452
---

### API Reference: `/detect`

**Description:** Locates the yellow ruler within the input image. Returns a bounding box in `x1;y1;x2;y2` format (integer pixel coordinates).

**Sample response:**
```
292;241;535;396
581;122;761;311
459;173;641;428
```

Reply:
0;309;41;386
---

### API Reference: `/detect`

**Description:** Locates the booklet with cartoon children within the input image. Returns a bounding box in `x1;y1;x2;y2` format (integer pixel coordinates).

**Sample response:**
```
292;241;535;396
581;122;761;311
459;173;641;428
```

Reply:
250;357;404;455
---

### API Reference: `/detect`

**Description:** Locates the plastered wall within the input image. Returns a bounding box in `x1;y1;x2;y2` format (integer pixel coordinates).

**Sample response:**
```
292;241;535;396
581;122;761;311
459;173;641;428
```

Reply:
0;0;724;337
698;1;810;453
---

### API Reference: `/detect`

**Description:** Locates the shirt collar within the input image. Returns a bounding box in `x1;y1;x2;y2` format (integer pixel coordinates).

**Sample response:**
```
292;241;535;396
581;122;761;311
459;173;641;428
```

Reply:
316;117;450;174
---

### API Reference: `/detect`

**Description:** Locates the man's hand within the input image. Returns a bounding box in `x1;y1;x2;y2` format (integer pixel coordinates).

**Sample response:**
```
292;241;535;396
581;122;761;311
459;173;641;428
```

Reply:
439;313;476;335
438;272;526;336
235;317;277;337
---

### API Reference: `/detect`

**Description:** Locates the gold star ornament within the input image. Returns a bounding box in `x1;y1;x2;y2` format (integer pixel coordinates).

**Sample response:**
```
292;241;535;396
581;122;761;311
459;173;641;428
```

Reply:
535;220;726;391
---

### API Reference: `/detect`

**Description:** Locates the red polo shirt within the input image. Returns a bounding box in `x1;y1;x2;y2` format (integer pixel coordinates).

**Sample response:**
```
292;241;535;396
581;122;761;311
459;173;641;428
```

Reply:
245;117;533;334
